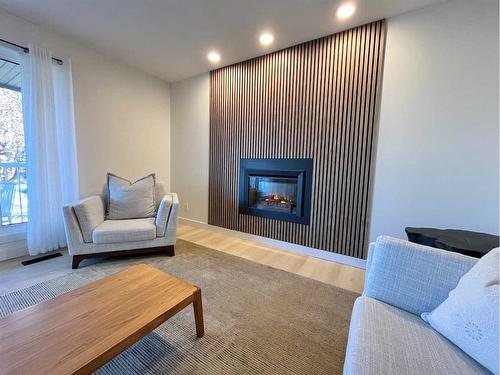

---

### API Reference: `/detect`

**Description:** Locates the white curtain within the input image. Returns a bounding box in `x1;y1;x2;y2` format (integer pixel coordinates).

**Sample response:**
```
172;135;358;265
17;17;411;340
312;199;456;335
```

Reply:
21;44;79;255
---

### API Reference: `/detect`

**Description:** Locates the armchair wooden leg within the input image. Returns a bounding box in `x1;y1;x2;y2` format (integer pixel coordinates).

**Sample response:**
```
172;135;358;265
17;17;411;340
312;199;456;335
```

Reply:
166;245;175;256
72;255;84;269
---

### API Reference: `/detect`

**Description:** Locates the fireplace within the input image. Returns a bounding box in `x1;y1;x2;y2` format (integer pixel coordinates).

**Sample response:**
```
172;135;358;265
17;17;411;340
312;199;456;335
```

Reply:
239;159;313;224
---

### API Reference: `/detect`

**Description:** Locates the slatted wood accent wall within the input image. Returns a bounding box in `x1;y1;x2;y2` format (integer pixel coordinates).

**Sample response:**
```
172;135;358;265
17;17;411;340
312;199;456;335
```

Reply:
209;20;386;259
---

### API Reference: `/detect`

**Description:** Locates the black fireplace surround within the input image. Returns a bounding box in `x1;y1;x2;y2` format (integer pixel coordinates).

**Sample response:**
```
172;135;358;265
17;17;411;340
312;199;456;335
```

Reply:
239;159;313;224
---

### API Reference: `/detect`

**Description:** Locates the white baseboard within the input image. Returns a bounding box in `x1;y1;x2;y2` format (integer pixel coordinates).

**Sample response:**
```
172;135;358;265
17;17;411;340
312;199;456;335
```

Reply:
178;217;366;269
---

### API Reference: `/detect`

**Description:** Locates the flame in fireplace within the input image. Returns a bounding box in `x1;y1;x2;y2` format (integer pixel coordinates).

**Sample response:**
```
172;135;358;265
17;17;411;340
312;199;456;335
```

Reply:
264;194;293;207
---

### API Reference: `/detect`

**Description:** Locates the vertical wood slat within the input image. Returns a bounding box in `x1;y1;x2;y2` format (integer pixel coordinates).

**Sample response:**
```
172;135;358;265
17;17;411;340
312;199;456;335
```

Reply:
208;20;386;259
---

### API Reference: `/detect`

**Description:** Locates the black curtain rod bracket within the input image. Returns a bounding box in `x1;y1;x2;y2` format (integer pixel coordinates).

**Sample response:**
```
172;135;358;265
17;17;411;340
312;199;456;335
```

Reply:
0;37;63;65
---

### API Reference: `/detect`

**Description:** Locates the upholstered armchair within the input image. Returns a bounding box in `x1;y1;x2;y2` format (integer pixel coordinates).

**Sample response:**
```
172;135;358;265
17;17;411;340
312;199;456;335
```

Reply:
62;182;178;269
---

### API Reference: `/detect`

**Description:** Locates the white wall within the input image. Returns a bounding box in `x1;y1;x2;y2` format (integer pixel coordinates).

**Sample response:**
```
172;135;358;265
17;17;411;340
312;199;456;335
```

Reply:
369;0;499;241
0;10;171;197
170;0;499;250
0;10;171;260
170;74;210;222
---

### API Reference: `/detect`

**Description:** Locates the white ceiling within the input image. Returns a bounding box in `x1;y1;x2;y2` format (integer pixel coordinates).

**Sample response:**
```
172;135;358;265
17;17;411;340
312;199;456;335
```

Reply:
0;0;445;82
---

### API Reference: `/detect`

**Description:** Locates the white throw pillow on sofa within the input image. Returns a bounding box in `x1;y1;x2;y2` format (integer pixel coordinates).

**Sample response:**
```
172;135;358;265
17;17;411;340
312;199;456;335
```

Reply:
421;248;499;375
107;173;156;220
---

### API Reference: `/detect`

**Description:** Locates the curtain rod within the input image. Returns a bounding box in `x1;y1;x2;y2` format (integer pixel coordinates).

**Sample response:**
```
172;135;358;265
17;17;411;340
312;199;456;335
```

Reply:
0;38;63;65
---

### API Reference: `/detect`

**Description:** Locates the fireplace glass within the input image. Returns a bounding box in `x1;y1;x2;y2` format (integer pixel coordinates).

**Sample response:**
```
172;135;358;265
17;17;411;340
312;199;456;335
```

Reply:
248;175;298;214
239;158;312;224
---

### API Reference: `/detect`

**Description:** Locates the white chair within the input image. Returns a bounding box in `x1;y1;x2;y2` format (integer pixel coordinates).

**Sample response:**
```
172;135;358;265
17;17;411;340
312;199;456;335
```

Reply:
62;182;178;269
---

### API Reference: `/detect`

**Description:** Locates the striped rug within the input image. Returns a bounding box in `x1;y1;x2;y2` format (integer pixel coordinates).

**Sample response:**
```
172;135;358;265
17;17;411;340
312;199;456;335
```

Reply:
0;239;358;374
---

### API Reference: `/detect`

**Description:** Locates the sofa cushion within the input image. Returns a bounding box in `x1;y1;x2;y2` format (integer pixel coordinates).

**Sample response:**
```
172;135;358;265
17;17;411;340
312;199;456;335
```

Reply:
422;248;499;375
364;236;477;315
73;196;105;243
343;296;490;375
92;218;156;244
106;173;156;220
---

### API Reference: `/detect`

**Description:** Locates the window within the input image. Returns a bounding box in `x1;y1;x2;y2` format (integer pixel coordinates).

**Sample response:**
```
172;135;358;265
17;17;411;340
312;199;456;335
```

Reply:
0;57;28;225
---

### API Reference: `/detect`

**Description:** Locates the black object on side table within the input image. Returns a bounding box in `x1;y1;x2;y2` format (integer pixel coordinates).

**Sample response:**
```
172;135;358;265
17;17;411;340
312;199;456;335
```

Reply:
405;227;499;258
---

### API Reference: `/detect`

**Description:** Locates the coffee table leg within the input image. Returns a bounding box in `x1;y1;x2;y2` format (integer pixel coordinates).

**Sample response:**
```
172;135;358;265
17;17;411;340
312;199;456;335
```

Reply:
193;288;204;337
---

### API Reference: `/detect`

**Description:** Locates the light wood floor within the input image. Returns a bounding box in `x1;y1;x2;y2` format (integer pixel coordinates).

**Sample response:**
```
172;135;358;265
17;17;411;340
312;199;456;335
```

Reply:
177;224;365;293
0;223;365;295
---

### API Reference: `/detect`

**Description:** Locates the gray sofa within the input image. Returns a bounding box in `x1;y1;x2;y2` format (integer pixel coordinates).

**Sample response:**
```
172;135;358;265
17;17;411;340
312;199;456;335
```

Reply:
62;182;179;269
344;236;491;375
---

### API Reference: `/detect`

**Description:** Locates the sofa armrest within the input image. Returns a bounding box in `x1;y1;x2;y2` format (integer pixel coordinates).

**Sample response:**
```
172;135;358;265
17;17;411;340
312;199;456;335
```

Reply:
363;235;478;316
362;242;376;291
155;193;179;238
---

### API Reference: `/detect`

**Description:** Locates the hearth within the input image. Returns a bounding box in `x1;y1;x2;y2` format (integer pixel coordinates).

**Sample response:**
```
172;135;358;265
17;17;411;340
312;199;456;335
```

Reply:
239;159;313;224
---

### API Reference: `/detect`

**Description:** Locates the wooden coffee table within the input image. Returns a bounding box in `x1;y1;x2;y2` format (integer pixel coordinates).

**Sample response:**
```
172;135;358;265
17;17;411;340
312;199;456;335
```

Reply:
0;264;204;375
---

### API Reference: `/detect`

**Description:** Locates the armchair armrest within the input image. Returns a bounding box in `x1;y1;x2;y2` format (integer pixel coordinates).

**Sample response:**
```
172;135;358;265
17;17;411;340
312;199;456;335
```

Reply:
63;204;84;254
363;235;478;316
62;195;105;253
155;193;179;238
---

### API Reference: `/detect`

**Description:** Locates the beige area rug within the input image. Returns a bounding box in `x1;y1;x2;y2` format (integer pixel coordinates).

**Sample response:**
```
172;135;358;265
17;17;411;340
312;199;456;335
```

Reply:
0;239;358;374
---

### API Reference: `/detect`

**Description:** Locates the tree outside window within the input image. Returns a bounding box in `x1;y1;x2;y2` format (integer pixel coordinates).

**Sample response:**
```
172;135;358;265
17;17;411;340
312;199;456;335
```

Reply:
0;58;28;225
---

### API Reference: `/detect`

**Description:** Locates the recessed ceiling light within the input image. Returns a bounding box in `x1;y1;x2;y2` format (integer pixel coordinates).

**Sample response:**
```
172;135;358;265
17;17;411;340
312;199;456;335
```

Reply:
207;51;221;63
259;32;274;46
336;3;356;19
